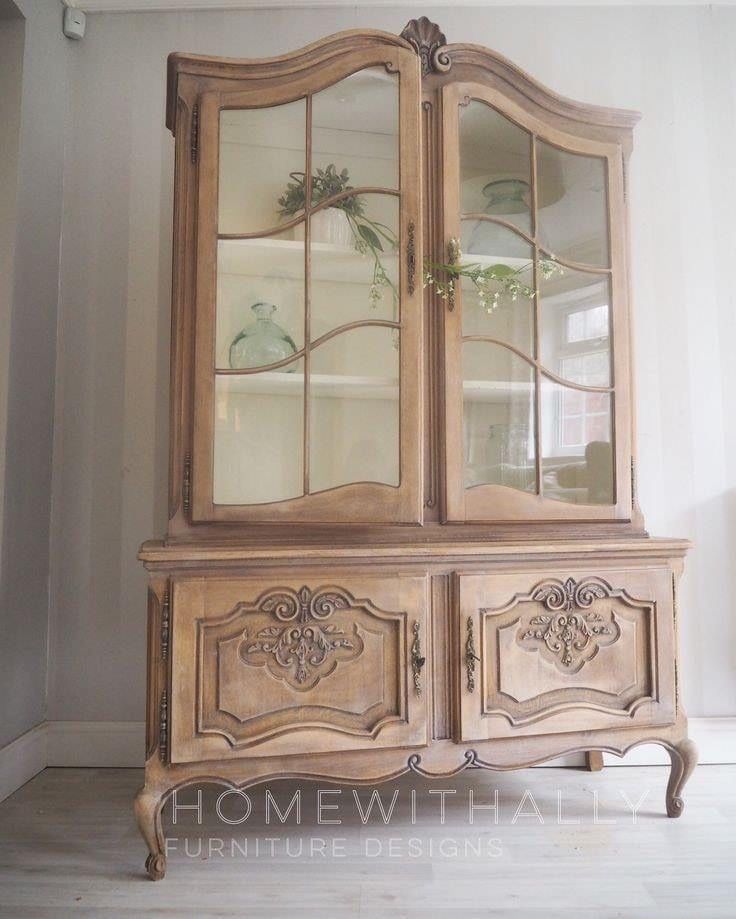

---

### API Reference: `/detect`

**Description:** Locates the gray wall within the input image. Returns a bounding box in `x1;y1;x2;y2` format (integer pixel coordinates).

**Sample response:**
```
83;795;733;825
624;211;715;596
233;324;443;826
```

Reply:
0;5;25;571
0;0;69;747
41;4;736;724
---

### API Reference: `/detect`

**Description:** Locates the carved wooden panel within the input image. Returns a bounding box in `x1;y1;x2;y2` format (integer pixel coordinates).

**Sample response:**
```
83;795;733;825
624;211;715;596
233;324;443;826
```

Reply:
170;575;429;763
457;567;676;741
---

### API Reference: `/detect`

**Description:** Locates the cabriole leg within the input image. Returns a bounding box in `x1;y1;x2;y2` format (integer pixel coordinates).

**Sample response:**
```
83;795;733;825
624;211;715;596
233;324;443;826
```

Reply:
665;737;698;818
134;784;167;880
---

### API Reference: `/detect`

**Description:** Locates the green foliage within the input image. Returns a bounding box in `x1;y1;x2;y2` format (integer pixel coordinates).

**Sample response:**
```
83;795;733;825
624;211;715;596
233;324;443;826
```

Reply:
356;222;383;252
277;164;366;218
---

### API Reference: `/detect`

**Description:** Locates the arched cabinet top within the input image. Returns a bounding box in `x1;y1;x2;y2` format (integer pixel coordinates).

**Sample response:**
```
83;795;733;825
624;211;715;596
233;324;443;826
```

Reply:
400;17;640;134
166;17;641;139
166;28;414;132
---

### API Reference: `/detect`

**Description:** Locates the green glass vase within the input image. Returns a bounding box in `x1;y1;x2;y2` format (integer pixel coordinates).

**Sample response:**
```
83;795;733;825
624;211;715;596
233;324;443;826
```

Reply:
229;302;297;371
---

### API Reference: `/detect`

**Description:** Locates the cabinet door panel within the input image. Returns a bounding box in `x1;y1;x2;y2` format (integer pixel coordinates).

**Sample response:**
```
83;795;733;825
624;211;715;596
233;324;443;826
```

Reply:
170;575;429;762
442;81;631;523
191;44;422;524
456;567;675;741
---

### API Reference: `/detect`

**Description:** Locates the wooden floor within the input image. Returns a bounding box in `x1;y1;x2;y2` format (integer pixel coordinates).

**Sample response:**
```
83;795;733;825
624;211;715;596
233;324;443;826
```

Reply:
0;765;733;916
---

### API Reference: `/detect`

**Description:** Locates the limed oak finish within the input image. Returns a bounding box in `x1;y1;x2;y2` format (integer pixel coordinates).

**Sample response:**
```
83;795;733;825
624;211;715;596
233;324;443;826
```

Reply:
137;18;696;880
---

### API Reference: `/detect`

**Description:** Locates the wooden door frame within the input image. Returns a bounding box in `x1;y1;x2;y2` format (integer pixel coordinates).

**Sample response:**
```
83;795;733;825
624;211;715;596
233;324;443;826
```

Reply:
440;81;632;524
188;43;424;525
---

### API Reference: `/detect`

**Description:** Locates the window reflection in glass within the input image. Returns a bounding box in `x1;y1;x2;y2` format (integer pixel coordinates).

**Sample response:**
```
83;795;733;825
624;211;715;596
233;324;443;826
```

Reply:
541;378;612;505
539;269;611;387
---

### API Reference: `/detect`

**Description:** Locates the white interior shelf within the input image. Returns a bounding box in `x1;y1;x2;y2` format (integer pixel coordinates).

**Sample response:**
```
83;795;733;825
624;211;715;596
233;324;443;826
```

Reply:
463;379;533;403
217;371;399;400
218;237;532;286
216;372;530;404
218;237;398;285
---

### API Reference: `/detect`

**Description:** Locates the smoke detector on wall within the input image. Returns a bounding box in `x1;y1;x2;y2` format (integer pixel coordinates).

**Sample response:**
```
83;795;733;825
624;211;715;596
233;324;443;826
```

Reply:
63;6;86;41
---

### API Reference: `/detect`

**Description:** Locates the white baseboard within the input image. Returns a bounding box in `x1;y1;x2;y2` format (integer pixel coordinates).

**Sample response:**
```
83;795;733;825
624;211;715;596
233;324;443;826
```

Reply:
0;723;48;803
47;721;146;767
1;717;734;802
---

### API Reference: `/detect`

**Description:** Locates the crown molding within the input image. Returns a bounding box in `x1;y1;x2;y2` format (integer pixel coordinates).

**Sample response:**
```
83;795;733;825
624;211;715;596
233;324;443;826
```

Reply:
66;0;735;13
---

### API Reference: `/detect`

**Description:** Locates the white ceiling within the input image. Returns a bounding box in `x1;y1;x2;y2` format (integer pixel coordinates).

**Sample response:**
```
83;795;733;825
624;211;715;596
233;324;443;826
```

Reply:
65;0;736;13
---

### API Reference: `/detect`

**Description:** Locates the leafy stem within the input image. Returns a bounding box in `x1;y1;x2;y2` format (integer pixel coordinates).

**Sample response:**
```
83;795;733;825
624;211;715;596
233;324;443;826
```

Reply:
278;163;399;310
424;238;563;312
346;213;399;310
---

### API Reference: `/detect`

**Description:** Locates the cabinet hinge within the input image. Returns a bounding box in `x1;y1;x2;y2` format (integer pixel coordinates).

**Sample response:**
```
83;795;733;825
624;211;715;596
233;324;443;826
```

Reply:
672;572;680;714
630;457;637;504
407;222;416;295
182;453;192;515
190;105;199;164
160;589;170;662
159;689;168;763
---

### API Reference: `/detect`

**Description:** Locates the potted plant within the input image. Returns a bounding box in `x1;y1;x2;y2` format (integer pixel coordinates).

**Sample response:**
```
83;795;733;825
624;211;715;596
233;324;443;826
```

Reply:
278;164;398;308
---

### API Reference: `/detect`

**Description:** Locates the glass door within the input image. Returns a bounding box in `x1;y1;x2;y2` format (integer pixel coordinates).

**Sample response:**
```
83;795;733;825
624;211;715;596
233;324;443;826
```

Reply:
191;48;422;523
441;82;632;523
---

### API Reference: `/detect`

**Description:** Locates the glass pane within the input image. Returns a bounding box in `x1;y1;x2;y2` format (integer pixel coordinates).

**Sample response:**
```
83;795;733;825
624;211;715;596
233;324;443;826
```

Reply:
539;267;611;386
216;232;304;371
541;378;613;504
310;194;399;339
463;341;536;492
459;220;534;354
537;140;609;268
312;68;399;194
461;218;531;261
213;359;304;505
459;100;532;237
309;327;399;493
219;100;306;235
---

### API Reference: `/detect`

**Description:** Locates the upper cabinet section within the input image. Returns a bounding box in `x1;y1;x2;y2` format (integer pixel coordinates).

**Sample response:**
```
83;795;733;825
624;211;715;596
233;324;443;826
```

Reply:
165;20;641;533
167;34;423;525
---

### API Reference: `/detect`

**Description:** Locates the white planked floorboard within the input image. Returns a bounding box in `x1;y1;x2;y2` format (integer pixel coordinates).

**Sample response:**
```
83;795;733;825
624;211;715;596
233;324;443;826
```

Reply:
0;766;734;917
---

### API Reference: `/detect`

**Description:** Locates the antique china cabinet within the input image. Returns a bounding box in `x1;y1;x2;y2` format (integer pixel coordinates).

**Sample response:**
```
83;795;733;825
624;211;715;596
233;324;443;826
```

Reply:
137;18;696;879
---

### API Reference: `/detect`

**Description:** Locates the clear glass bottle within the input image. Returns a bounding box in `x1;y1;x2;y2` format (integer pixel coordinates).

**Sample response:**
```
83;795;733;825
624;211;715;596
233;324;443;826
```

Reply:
229;302;297;371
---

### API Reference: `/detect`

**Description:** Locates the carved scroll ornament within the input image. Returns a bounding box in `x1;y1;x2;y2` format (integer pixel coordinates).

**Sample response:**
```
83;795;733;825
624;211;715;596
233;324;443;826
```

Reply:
238;585;364;690
516;577;621;673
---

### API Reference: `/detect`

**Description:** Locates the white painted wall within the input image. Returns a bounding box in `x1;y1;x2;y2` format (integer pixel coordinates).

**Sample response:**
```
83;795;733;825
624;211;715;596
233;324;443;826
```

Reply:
0;0;69;748
47;4;736;724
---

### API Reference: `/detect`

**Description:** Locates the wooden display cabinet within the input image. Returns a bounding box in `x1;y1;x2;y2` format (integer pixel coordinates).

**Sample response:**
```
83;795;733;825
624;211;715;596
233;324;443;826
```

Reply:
137;18;696;880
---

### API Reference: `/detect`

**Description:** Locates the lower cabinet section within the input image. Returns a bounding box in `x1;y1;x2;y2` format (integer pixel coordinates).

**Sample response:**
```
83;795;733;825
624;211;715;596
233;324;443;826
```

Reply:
456;566;676;741
170;574;430;763
138;544;696;878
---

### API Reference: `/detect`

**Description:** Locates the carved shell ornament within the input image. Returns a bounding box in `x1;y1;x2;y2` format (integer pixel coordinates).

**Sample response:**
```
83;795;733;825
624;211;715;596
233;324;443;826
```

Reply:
238;586;364;690
400;17;451;77
516;577;621;673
